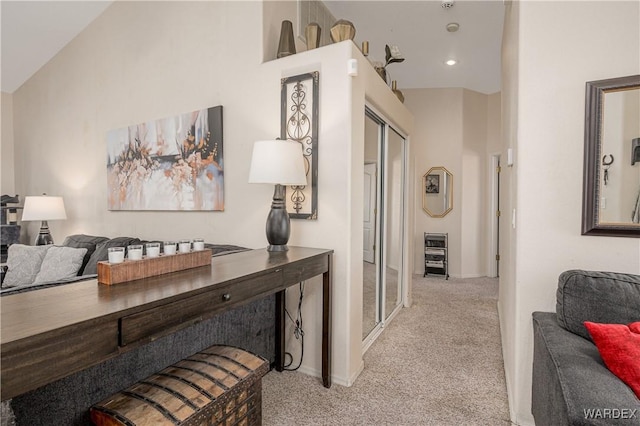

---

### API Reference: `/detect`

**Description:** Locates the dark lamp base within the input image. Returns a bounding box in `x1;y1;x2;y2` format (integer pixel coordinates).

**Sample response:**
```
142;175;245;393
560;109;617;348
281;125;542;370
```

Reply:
34;221;54;245
265;185;291;252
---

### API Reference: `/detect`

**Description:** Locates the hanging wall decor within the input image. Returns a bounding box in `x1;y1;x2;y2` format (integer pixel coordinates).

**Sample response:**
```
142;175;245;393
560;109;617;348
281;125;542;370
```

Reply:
281;72;319;219
106;106;224;211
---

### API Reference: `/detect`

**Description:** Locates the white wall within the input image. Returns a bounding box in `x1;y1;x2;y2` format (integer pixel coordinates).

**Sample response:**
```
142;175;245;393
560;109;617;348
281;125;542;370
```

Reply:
9;0;413;389
461;89;488;277
1;92;15;195
13;1;267;245
500;1;640;424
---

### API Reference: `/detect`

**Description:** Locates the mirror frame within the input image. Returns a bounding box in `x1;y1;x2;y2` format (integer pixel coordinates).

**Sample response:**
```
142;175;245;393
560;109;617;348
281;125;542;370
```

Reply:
582;74;640;237
422;166;453;218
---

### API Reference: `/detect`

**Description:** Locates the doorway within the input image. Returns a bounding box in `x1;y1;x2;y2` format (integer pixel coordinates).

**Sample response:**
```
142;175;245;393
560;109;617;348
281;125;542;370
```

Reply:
489;154;501;277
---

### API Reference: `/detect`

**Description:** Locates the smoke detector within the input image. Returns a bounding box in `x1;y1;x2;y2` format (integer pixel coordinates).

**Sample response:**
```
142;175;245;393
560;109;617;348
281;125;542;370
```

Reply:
441;0;454;9
446;22;460;32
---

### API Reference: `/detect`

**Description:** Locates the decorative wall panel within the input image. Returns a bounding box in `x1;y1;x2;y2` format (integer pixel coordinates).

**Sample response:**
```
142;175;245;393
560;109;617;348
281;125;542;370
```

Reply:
281;72;319;219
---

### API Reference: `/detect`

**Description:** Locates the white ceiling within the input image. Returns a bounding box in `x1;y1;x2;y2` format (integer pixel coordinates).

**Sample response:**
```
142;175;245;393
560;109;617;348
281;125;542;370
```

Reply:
0;1;504;95
324;0;504;94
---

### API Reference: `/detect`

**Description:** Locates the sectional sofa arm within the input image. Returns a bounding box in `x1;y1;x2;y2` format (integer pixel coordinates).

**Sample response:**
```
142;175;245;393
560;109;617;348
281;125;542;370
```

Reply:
532;312;639;426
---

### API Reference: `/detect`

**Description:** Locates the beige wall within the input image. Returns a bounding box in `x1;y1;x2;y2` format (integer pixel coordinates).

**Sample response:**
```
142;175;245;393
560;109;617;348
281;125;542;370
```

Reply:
8;0;413;388
500;1;640;424
404;88;500;278
1;92;15;195
461;89;488;277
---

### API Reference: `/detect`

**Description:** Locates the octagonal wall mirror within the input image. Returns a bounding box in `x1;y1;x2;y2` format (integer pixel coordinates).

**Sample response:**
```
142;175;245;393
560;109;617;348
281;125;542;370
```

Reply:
422;167;453;218
582;74;640;237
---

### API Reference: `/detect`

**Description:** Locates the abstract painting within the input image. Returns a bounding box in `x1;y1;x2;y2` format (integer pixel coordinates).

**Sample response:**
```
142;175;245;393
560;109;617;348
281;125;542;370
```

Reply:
107;106;223;211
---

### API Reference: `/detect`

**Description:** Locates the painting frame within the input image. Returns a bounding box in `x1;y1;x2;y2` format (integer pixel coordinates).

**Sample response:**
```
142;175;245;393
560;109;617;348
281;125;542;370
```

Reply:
107;105;224;211
281;71;319;220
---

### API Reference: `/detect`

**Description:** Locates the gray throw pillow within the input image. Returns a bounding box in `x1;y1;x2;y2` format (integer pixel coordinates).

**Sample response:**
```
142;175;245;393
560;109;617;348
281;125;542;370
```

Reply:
61;234;109;275
33;246;88;284
2;244;52;287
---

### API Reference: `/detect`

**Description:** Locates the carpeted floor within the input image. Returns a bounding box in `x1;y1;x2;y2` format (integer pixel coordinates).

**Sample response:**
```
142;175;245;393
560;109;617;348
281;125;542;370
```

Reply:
262;274;511;425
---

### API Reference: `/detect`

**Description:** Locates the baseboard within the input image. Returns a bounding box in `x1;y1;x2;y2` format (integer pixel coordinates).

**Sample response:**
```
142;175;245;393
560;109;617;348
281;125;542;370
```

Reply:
348;359;365;386
415;272;490;279
457;273;486;279
294;360;364;388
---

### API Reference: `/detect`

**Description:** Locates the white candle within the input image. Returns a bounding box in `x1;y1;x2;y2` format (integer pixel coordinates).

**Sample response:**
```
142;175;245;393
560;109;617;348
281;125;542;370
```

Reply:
164;241;177;255
128;245;143;260
193;238;205;251
179;240;191;253
108;247;125;264
146;243;160;258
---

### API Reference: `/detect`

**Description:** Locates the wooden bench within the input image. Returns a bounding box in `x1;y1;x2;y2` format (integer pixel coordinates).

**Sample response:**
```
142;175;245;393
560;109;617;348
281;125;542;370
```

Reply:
90;345;269;426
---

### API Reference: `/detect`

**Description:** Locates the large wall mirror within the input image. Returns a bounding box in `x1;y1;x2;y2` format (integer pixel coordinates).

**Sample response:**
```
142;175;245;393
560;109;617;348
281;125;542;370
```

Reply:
422;167;453;218
582;74;640;237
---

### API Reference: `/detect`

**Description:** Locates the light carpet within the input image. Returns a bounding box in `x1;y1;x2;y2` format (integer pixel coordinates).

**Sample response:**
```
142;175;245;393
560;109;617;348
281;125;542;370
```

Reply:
262;274;511;425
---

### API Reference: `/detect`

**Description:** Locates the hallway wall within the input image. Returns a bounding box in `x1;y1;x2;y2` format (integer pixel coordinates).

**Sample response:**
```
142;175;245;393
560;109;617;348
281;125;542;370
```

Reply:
404;88;500;278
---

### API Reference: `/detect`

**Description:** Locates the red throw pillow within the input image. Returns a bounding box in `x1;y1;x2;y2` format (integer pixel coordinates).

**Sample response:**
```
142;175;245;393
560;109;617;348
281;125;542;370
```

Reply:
584;321;640;399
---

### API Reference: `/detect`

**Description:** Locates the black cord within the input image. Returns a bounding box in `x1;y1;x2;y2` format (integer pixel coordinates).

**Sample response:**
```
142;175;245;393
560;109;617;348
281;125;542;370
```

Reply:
284;282;305;371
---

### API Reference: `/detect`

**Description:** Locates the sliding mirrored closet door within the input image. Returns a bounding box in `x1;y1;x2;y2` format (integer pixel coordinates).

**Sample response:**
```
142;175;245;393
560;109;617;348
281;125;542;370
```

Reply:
363;107;406;345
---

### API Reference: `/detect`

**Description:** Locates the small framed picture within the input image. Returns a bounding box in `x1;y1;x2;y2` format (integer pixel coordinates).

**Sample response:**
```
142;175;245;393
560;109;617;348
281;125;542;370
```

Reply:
426;174;440;194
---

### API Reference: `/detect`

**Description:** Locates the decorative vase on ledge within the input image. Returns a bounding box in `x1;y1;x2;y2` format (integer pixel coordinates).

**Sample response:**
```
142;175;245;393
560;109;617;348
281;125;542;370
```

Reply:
392;80;404;103
330;19;356;43
375;66;388;83
277;20;296;58
305;23;321;50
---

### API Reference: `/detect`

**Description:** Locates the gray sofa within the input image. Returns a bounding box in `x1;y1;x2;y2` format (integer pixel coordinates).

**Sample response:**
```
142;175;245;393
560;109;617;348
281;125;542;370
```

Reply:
532;270;640;425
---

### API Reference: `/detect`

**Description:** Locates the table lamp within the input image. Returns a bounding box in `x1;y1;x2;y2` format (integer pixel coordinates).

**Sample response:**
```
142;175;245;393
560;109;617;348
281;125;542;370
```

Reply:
248;139;307;252
21;194;67;245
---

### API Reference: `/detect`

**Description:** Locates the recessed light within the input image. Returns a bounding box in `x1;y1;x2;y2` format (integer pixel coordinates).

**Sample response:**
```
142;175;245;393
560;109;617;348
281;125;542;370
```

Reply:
446;22;460;33
446;59;458;66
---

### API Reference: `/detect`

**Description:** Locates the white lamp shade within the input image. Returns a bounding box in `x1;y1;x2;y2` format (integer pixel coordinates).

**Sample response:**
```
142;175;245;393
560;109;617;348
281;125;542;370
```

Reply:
248;140;307;185
22;195;67;221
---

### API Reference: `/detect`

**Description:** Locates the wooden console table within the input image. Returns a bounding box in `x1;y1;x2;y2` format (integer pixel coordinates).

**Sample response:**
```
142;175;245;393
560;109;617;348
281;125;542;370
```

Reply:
0;247;333;401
